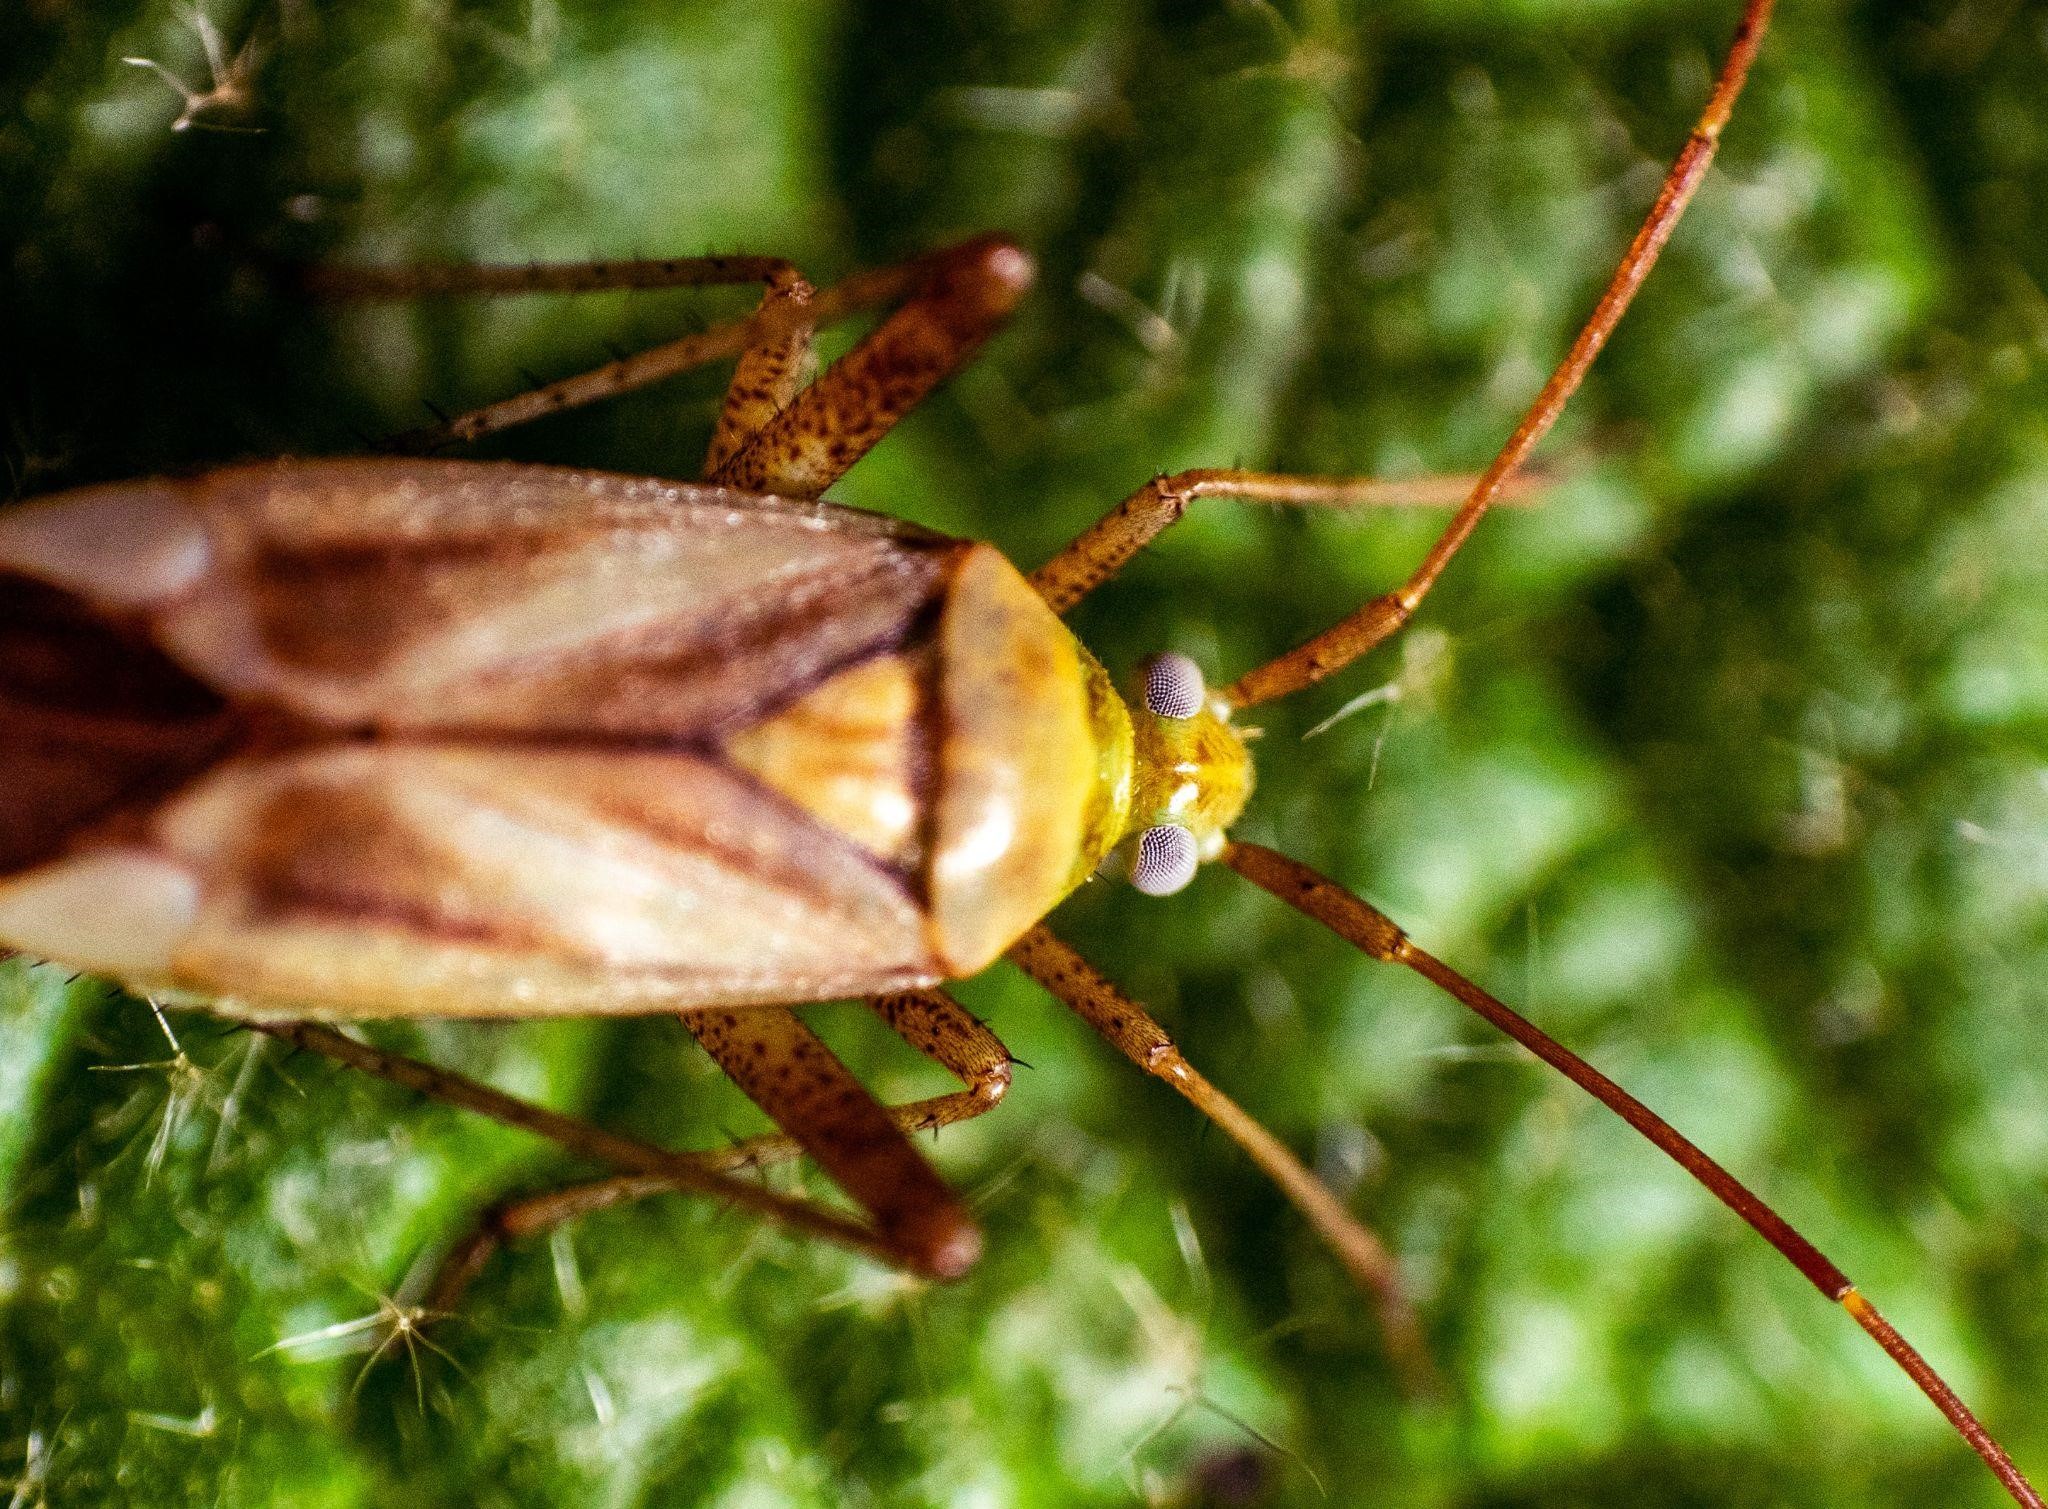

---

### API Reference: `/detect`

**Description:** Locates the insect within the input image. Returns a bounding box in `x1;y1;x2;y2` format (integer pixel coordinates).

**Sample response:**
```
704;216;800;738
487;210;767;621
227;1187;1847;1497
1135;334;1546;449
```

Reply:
0;0;2038;1499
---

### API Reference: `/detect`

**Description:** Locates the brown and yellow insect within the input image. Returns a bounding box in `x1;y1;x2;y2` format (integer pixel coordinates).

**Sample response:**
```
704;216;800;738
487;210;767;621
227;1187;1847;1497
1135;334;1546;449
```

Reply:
0;2;2037;1499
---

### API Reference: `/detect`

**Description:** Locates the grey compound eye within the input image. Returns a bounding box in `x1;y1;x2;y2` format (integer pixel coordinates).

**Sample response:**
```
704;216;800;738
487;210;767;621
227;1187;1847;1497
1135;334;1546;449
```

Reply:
1143;652;1205;719
1130;824;1199;896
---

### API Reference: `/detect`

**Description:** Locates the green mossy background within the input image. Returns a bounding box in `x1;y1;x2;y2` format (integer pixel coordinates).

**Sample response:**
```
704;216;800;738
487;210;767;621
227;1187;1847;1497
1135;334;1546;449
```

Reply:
3;0;2046;1503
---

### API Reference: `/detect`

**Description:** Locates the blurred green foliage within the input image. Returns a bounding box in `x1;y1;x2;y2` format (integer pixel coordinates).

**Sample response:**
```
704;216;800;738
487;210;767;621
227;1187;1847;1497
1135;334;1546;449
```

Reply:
3;0;2047;1504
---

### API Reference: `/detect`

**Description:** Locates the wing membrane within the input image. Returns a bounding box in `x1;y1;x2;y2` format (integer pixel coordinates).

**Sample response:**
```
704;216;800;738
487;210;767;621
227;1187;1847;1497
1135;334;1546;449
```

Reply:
162;459;960;739
149;744;941;1017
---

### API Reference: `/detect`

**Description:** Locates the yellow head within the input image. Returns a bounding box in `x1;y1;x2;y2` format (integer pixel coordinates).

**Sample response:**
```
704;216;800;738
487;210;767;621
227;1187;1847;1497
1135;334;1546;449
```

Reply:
1115;652;1254;894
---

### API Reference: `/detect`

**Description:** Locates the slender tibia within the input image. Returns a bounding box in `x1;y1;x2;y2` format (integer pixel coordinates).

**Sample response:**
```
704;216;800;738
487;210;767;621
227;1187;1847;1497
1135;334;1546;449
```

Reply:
419;988;1012;1311
1221;841;2042;1509
307;250;825;462
708;235;1034;499
254;1021;896;1262
302;254;810;301
426;1174;677;1315
373;255;934;454
1006;925;1434;1388
1225;0;1775;709
687;1005;980;1279
1029;467;1548;617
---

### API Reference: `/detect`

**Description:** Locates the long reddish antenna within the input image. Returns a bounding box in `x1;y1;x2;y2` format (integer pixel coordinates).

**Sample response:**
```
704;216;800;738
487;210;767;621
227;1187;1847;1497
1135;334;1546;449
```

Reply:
1223;841;2042;1508
1225;0;1774;710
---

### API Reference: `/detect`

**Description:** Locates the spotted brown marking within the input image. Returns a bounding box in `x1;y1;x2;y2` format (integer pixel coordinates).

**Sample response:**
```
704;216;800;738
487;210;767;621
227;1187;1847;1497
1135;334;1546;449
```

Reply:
709;237;1032;500
704;262;816;476
16;120;2022;1497
686;1004;980;1276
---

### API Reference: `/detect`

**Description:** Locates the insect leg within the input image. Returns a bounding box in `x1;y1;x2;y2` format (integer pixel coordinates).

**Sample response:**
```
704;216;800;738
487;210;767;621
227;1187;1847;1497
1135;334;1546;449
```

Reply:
1005;924;1434;1389
351;253;933;453
425;1174;685;1314
863;985;1014;1137
685;1004;982;1279
423;987;1013;1311
1222;841;2043;1509
324;253;831;475
253;1020;900;1263
1027;466;1547;616
322;238;1025;464
1224;0;1773;709
310;251;822;468
303;253;810;302
707;235;1033;499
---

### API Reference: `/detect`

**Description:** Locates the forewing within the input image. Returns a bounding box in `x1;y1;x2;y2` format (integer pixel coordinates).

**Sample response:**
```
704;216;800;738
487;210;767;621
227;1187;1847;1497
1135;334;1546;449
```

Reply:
0;575;241;875
137;744;942;1018
154;458;960;739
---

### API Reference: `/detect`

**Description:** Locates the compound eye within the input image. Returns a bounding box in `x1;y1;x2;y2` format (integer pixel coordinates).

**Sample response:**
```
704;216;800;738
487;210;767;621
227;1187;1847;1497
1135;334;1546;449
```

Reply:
1142;652;1206;719
1130;824;1199;897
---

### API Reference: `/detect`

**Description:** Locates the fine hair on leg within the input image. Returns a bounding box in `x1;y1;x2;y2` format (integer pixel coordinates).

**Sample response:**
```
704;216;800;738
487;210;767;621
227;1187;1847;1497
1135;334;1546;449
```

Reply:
1006;924;1436;1391
315;240;1027;462
416;988;1013;1312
